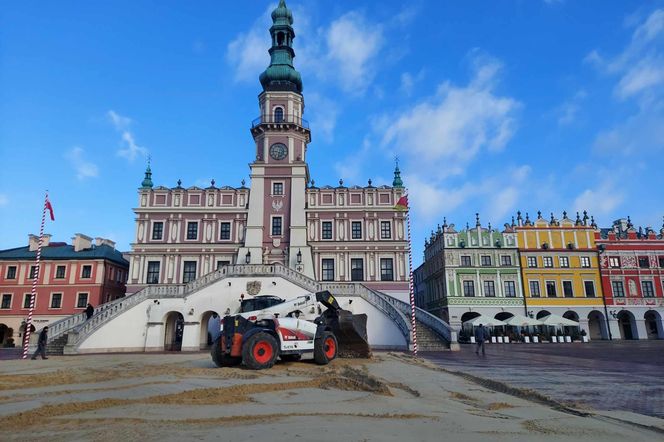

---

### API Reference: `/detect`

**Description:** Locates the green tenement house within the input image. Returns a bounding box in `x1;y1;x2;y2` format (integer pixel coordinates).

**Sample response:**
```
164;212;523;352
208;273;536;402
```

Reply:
418;215;526;337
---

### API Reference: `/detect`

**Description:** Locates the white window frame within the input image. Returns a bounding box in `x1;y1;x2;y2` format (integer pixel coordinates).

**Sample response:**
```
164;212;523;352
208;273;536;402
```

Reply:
584;280;596;298
543;256;553;268
76;292;89;309
321;257;335;281
271;181;285;196
182;260;198;284
380;220;392;240
559;256;569;268
504;280;517;297
49;292;63;310
350;220;363;240
150;220;165;241
500;255;512;266
545;280;557;297
562;280;574;297
185;220;199;241
0;293;12;310
80;264;92;279
580;256;591;268
218;221;233;241
22;293;34;309
611;280;625;297
5;265;17;279
642;280;655;298
529;280;540;297
321;220;334;240
270;215;283;237
527;256;538;268
609;256;620;268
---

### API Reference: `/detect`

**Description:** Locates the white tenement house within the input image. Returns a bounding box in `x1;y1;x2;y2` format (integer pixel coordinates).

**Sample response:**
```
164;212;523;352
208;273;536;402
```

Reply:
39;0;454;355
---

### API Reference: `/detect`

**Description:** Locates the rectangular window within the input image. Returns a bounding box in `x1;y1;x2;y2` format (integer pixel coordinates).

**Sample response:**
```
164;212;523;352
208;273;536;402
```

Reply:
351;221;362;239
481;256;492;266
183;261;197;283
609;257;620;268
29;265;38;279
23;293;32;309
543;257;553;268
321;221;333;239
612;281;625;297
500;255;512;266
584;281;596;298
152;222;164;240
460;256;472;267
55;265;66;279
529;281;541;297
1;294;11;309
271;217;282;236
483;280;495;297
642;281;655;298
380;258;394;281
659;257;664;268
217;260;230;270
527;257;537;268
187;222;198;240
76;293;89;308
559;256;569;268
146;261;160;284
219;222;231;240
638;257;649;269
504;281;516;297
463;280;475;297
6;266;17;279
350;259;364;281
81;265;92;279
563;281;573;297
546;281;557;297
272;182;283;195
321;259;335;281
380;221;391;239
581;256;591;268
50;293;62;309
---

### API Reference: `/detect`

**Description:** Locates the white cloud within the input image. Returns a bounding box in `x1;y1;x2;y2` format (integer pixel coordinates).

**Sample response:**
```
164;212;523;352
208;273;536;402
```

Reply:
573;179;624;216
0;194;8;207
107;110;148;162
226;8;272;83
400;70;425;96
306;92;339;143
588;9;664;154
556;90;587;125
326;12;383;93
65;147;99;180
381;52;519;177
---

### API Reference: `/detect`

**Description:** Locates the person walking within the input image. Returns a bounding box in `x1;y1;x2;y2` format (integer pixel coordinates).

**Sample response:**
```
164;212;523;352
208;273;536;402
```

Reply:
85;303;94;320
474;324;487;356
207;313;221;344
31;326;49;360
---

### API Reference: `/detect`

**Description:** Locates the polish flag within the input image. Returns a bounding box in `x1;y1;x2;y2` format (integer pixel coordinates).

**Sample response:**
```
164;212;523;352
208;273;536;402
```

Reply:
45;197;55;221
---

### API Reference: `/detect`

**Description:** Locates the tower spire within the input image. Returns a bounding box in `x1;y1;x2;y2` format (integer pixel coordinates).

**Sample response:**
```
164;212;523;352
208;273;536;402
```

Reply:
392;158;404;188
141;158;153;189
259;0;302;93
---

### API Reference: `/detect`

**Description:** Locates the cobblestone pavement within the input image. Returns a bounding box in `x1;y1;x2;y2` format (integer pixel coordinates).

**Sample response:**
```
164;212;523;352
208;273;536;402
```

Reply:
422;341;664;419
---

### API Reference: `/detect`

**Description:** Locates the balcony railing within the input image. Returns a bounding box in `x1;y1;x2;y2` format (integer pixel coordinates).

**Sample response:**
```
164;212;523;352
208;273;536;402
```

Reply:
252;114;309;129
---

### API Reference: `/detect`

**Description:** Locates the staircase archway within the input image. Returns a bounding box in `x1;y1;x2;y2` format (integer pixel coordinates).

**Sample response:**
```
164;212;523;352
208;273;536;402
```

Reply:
164;312;184;351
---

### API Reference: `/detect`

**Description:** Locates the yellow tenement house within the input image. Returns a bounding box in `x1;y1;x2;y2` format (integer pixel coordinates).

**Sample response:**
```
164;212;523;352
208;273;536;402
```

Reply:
515;211;607;338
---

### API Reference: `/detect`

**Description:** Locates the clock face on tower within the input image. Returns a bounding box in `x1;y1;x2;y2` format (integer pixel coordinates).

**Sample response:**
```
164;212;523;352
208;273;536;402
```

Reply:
270;143;288;160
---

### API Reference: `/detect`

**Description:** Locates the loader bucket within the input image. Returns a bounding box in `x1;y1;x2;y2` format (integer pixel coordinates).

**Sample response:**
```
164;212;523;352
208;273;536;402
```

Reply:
316;291;371;358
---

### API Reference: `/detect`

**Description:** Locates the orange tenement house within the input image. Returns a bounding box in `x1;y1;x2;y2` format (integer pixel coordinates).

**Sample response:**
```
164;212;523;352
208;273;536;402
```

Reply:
0;233;129;348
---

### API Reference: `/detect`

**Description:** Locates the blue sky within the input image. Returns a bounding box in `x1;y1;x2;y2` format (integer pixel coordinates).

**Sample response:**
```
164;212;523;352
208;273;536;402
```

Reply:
1;0;662;265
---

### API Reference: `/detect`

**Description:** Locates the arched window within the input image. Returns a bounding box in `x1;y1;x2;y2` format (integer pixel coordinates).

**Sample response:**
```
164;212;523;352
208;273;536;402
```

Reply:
274;107;284;123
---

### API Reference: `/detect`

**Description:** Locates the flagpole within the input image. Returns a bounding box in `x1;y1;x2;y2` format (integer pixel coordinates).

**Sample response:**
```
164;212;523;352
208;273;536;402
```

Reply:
22;192;49;359
407;209;417;356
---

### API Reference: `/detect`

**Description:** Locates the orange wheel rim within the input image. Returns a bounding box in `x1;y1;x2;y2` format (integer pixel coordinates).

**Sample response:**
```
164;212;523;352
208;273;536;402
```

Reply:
253;340;273;364
324;337;336;359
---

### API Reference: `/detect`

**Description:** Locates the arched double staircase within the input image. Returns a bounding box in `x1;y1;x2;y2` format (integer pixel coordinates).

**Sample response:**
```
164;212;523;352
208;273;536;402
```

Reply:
42;264;457;354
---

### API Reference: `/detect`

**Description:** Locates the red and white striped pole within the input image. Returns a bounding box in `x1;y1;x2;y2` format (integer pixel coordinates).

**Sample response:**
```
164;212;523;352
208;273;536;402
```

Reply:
22;192;49;359
407;210;417;355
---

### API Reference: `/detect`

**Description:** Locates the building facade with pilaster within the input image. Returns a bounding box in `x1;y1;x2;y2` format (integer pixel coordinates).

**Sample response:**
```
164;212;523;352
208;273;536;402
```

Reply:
126;0;409;300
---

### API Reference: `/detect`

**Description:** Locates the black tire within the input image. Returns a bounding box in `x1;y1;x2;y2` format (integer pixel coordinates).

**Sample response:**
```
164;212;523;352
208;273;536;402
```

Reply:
211;337;241;367
242;332;279;370
279;354;302;362
314;331;338;365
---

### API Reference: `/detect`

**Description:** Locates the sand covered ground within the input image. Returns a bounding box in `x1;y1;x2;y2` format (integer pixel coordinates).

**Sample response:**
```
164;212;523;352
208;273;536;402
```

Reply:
0;352;661;441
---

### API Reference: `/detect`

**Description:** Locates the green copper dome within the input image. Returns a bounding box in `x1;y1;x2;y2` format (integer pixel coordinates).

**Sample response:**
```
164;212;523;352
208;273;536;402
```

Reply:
141;164;153;189
393;163;404;188
259;0;303;93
